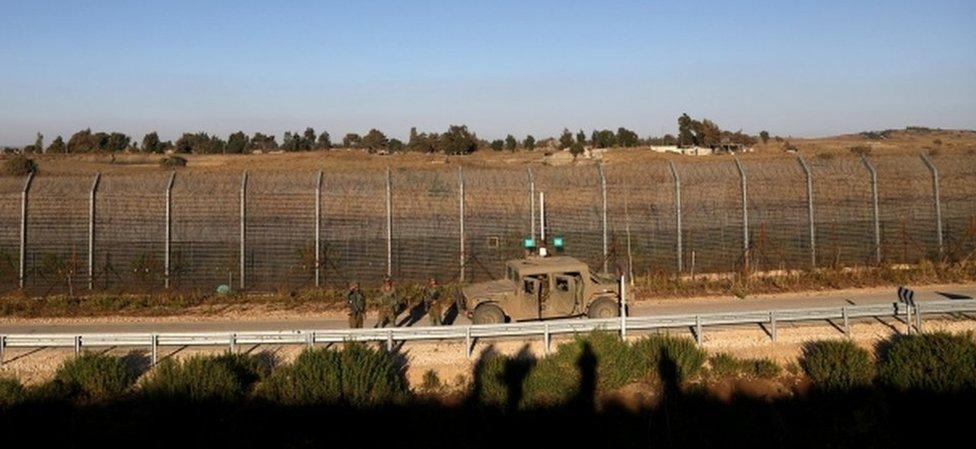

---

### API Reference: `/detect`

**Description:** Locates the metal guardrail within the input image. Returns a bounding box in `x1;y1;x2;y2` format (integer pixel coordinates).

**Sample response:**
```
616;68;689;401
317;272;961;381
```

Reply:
2;299;975;366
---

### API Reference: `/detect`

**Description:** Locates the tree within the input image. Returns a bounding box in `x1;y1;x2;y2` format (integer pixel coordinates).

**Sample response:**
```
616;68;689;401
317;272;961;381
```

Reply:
361;129;389;153
303;128;316;147
558;128;574;149
616;127;639;147
759;130;770;144
591;129;616;148
661;134;677;146
248;133;277;151
388;138;404;153
317;131;332;150
523;135;536;151
47;135;65;154
504;134;518;151
67;129;94;153
678;113;695;147
569;142;585;157
142;132;162;153
437;125;478;155
576;130;586;145
407;127;437;153
34;133;44;154
226;131;248;154
490;139;504;151
343;133;362;148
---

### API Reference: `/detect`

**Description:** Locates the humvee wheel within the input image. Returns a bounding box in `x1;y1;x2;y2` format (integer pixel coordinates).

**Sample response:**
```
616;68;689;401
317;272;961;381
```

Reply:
587;297;619;318
472;303;506;325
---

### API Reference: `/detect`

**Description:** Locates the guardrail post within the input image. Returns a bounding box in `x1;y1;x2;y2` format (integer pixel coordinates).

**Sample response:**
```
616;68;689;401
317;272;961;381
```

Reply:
88;173;101;290
842;307;850;337
915;304;923;333
465;326;473;359
74;335;81;356
315;171;323;287
905;302;912;335
860;155;882;264
770;311;777;342
386;167;393;278
920;154;944;257
543;323;550;356
239;172;248;291
797;155;817;268
598;164;609;274
19;172;35;289
150;334;158;366
620;275;627;340
386;330;394;352
668;161;682;272
0;335;5;366
694;315;703;346
230;333;237;353
307;331;315;348
164;172;175;289
733;156;749;266
459;167;466;283
528;169;536;241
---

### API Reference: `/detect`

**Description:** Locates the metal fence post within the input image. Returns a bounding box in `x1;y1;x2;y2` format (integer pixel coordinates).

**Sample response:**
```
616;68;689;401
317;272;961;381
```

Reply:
459;167;466;283
19;172;35;289
860;155;882;264
164;172;175;289
598;164;608;274
732;156;749;263
842;306;850;337
528;168;536;241
668;161;683;272
88;173;101;290
0;335;5;366
74;335;81;355
239;172;248;291
797;155;817;268
543;323;551;356
315;171;323;287
150;334;158;366
769;311;777;342
620;275;627;340
386;167;392;278
920;154;944;257
465;326;473;358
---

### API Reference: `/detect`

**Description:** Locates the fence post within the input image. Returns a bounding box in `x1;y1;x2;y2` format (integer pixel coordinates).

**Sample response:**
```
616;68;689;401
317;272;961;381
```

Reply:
0;335;5;366
769;311;777;342
239;172;248;291
543;323;550;356
694;315;703;346
797;155;817;268
465;326;473;359
19;172;35;289
732;155;749;265
528;168;536;241
842;306;850;337
667;161;682;272
459;167;466;283
386;167;392;278
920;154;943;257
860;155;882;264
88;173;101;290
150;334;158;366
598;164;609;274
315;171;323;287
74;335;81;355
164;172;175;289
620;275;627;340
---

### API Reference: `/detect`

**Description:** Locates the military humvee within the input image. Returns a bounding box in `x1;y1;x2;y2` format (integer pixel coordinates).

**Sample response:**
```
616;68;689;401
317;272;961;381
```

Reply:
460;256;621;324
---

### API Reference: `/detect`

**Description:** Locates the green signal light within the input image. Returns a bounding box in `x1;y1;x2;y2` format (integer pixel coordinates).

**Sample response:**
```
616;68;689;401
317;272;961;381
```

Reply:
553;237;564;248
523;238;536;249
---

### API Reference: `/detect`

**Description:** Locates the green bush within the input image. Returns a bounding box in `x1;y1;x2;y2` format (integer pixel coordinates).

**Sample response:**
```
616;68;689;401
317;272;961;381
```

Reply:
52;352;137;401
258;344;407;406
2;155;37;176
631;334;706;383
0;377;26;407
800;340;874;391
877;332;976;393
159;155;187;168
708;354;781;380
142;353;269;401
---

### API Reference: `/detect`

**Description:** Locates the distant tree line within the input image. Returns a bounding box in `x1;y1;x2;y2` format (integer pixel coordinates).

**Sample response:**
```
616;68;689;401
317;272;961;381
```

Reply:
7;115;766;155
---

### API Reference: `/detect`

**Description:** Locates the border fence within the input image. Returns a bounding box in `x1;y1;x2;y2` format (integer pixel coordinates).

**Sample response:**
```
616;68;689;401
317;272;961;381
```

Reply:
0;153;974;295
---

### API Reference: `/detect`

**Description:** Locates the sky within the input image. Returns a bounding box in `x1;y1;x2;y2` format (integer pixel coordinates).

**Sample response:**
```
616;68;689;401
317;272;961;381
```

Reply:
1;0;974;146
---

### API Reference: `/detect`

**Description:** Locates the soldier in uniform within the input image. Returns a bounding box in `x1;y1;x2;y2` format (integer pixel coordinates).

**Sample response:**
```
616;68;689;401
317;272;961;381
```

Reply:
377;277;398;328
423;278;443;326
345;282;366;328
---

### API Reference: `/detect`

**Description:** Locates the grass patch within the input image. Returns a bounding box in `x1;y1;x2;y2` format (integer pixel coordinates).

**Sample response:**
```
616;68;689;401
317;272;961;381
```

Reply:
800;340;874;391
141;353;270;402
0;377;26;408
49;352;138;401
708;353;781;379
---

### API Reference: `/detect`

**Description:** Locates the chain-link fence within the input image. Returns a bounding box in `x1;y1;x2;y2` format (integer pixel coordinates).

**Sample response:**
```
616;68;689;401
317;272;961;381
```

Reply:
1;153;973;295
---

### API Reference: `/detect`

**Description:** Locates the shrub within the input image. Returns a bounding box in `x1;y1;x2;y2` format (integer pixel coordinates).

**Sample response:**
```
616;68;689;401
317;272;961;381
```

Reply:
708;353;741;377
0;377;26;407
800;340;874;391
2;155;37;176
52;352;138;401
258;344;407;406
142;353;269;401
159;155;187;168
708;354;780;379
420;370;442;394
632;334;706;383
877;332;976;393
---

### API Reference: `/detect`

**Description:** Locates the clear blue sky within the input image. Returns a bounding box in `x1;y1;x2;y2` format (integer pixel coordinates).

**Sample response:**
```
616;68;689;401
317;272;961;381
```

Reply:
1;0;974;145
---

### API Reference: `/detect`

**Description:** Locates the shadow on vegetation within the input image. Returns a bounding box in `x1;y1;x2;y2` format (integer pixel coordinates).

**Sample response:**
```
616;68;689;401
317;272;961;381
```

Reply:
1;335;973;448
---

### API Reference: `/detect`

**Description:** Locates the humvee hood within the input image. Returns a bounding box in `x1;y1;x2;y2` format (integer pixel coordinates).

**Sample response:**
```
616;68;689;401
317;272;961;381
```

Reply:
463;279;513;299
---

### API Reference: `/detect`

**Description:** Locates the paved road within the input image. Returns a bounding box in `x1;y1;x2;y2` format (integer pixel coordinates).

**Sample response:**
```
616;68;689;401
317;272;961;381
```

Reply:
1;284;973;335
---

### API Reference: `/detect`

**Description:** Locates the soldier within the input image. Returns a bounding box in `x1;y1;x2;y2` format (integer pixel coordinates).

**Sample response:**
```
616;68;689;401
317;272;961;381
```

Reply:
423;278;443;326
345;282;366;328
377;277;398;328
